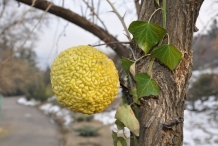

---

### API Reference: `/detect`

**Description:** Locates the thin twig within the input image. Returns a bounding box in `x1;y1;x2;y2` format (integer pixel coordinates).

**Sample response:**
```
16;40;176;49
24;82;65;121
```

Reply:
55;22;69;55
0;0;7;21
89;41;130;47
91;0;94;23
14;0;37;28
127;46;137;60
62;0;65;7
96;0;101;18
0;3;53;65
134;0;140;18
82;0;108;31
106;0;131;42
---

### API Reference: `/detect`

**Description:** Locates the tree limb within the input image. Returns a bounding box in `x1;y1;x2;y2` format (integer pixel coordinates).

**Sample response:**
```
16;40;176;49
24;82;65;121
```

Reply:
15;0;130;58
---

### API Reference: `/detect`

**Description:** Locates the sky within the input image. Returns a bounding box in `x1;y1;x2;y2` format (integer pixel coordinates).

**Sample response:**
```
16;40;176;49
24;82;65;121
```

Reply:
4;0;217;69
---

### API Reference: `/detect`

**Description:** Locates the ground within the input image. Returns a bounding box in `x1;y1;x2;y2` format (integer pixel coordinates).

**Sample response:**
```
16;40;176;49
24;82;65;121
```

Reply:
0;97;59;146
1;95;218;146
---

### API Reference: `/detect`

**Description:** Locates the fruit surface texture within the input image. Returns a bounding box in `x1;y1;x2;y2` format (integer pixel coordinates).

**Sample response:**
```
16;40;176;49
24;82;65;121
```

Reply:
51;45;119;114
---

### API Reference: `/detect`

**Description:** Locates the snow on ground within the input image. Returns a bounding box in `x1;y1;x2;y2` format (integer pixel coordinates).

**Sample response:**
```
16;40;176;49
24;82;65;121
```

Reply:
184;96;218;146
17;97;74;126
191;68;218;84
17;89;218;145
17;97;39;106
94;96;218;146
39;103;74;126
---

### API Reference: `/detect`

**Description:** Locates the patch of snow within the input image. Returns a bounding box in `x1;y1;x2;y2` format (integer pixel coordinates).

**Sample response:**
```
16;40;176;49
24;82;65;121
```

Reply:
39;103;73;126
48;105;60;113
47;96;56;102
94;110;130;137
63;115;74;125
39;103;53;115
94;110;116;125
17;97;39;106
190;68;218;85
94;97;218;146
184;97;218;146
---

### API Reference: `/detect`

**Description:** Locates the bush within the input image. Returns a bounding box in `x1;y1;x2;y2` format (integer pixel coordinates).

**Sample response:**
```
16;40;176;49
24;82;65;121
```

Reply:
188;73;218;109
74;125;101;137
73;113;94;122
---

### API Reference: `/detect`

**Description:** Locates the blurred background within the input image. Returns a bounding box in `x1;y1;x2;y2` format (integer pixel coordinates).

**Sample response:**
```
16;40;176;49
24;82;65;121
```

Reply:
0;0;218;146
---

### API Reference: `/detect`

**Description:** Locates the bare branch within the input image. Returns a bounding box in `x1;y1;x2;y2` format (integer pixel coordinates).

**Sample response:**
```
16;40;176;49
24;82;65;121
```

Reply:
0;3;53;65
15;0;130;58
89;41;130;47
0;0;7;20
106;0;131;42
13;0;37;28
55;22;69;55
82;0;108;31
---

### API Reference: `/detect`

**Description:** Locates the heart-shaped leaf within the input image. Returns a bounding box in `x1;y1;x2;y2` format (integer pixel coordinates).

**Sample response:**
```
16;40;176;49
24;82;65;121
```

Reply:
121;58;134;74
151;44;182;70
115;120;125;130
115;104;140;136
134;73;160;98
112;131;118;146
128;21;167;53
117;137;127;146
130;88;140;105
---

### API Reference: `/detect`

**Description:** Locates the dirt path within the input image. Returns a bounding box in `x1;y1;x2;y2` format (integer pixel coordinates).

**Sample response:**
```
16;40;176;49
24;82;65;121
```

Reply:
0;96;59;146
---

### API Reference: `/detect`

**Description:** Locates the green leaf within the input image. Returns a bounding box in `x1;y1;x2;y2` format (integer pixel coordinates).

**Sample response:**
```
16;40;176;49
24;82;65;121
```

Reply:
117;137;127;146
122;95;128;104
115;120;125;130
115;104;140;136
151;44;182;70
112;131;117;146
121;58;134;74
130;88;140;105
155;0;160;5
128;21;167;53
134;73;160;98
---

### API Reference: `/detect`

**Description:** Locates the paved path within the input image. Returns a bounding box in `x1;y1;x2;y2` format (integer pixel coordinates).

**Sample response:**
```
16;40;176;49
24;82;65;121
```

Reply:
0;97;59;146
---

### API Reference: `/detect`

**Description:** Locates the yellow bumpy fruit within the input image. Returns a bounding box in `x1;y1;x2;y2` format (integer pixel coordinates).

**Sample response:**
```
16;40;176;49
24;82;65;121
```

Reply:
51;45;119;114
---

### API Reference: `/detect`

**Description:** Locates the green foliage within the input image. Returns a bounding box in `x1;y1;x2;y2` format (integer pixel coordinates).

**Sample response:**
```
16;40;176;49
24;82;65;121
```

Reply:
112;131;127;146
134;73;160;98
151;44;183;70
188;74;218;102
130;87;140;104
117;137;127;146
73;113;94;122
74;125;101;137
115;120;125;130
121;58;134;74
117;5;183;142
115;104;139;136
128;21;167;53
25;67;53;102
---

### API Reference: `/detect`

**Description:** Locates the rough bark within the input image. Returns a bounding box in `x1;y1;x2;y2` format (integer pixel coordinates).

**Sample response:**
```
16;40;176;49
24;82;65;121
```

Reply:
130;0;204;146
15;0;130;58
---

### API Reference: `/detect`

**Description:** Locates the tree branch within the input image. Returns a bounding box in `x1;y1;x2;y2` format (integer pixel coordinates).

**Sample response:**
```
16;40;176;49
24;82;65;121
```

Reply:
15;0;130;58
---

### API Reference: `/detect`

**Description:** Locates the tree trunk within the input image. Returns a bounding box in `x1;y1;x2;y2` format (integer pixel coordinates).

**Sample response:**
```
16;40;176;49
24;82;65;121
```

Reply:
130;1;203;145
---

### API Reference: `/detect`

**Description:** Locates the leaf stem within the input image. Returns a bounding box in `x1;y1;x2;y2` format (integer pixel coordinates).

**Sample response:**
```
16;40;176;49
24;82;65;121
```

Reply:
148;58;155;76
135;54;149;62
148;8;162;23
166;33;170;44
162;0;167;28
106;0;131;41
